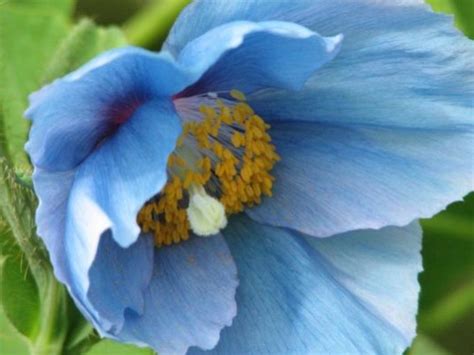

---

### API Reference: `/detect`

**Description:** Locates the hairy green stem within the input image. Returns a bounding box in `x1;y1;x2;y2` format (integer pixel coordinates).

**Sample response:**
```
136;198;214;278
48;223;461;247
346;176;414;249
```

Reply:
0;158;49;283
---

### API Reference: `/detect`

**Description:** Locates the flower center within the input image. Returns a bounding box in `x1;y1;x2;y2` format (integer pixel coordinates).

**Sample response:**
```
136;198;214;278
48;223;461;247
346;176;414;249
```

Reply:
137;90;279;247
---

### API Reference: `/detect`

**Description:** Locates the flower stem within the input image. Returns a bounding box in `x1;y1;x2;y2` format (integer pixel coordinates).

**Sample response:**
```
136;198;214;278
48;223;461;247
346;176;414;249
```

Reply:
123;0;191;48
30;276;68;355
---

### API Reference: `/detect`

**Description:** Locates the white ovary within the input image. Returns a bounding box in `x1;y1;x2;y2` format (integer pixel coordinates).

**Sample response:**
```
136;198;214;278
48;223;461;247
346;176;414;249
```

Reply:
186;185;228;236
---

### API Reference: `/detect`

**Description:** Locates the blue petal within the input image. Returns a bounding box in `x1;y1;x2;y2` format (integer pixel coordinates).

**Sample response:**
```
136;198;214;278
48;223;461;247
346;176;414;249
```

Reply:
190;215;421;354
115;234;238;354
32;168;75;284
31;100;181;335
63;99;180;329
165;0;327;56
87;232;154;334
247;122;473;237
26;22;341;173
168;0;473;128
177;21;342;95
25;47;191;172
31;171;155;335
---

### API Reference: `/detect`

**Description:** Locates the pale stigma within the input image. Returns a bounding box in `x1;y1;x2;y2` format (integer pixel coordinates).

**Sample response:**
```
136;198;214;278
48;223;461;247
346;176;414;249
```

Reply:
186;185;228;236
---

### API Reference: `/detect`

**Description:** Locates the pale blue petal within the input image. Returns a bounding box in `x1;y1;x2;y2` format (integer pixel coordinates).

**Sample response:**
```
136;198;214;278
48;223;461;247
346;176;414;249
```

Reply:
31;170;155;336
248;122;474;237
165;0;327;55
87;232;154;334
115;234;238;354
32;168;75;284
178;21;342;95
63;100;180;332
25;47;191;172
31;169;115;332
168;0;473;129
190;215;421;354
246;1;473;130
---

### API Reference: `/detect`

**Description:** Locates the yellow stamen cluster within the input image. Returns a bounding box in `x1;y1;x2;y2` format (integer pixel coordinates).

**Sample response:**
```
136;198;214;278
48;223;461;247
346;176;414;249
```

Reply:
137;90;279;246
137;176;189;247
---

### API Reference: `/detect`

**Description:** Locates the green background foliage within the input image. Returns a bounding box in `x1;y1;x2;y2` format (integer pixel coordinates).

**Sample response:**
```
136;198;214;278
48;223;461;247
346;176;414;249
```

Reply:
0;0;472;354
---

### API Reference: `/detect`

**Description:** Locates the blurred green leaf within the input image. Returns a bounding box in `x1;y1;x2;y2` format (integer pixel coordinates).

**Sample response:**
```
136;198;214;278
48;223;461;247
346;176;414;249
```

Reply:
0;4;71;167
420;193;474;315
418;192;474;354
8;0;76;17
409;334;451;355
419;281;474;333
86;339;154;355
43;18;127;83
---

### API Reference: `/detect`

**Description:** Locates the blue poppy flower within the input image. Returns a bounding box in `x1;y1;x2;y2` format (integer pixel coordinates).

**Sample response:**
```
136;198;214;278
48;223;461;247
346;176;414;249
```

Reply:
25;0;473;354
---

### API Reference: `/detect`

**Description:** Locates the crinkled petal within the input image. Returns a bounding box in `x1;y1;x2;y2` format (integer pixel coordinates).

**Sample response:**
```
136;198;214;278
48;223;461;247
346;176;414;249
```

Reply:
165;0;330;55
86;232;154;334
178;21;342;95
115;234;238;354
168;0;473;129
25;47;191;172
248;122;474;237
249;11;473;130
31;169;155;335
63;100;180;331
190;215;421;354
26;20;341;173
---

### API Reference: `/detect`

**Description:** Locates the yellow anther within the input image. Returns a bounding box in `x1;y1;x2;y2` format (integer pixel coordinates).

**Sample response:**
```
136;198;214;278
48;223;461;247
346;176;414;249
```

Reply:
223;149;233;160
231;132;244;148
230;89;246;101
220;106;232;124
235;102;253;116
199;105;217;119
213;142;224;157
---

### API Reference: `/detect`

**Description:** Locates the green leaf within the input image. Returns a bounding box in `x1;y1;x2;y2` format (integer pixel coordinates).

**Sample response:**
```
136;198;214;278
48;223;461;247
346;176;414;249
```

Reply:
0;221;41;339
0;253;40;338
0;4;71;167
86;339;154;355
0;304;29;355
42;18;127;83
